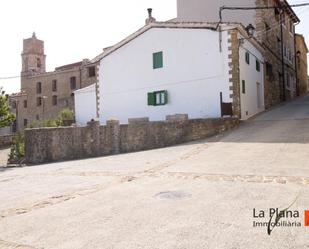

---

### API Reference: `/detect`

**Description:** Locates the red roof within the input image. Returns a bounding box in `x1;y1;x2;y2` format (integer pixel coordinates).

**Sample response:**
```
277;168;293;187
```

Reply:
10;91;27;98
55;61;83;71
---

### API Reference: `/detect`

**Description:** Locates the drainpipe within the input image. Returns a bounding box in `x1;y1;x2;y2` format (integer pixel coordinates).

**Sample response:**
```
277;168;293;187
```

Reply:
294;21;300;96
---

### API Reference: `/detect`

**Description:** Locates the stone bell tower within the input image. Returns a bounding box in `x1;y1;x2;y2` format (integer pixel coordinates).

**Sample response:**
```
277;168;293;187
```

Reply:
21;32;46;76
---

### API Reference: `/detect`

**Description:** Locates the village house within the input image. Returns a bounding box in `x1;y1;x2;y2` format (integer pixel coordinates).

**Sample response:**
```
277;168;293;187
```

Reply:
10;33;99;130
177;0;300;107
295;34;308;95
86;9;265;124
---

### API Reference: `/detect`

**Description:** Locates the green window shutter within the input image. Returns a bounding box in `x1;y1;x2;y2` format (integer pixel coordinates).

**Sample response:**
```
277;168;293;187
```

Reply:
153;51;163;69
256;60;260;72
147;92;155;106
245;52;250;65
242;80;246;94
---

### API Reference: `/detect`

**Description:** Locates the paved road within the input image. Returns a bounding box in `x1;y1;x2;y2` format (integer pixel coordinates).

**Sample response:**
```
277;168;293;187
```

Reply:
1;96;309;248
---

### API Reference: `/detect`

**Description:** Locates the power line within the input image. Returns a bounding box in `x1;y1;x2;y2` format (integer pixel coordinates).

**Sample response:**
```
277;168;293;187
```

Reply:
0;75;21;80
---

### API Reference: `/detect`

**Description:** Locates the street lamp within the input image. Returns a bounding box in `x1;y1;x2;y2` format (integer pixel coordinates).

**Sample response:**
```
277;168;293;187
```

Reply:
245;24;256;37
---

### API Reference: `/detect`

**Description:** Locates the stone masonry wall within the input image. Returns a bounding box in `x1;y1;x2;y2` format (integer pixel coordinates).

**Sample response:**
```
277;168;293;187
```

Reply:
228;29;241;118
25;117;239;164
0;135;14;148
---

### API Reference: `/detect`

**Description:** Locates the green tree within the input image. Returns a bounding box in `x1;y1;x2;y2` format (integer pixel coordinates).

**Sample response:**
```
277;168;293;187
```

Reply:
0;88;15;127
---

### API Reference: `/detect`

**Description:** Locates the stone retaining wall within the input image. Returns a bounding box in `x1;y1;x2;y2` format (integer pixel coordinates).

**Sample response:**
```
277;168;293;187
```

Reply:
0;135;14;148
25;116;239;164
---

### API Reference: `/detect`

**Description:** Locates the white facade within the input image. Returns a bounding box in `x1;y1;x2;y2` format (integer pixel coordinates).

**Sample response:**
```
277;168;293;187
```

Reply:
74;84;97;125
99;27;232;124
97;24;265;124
239;39;265;119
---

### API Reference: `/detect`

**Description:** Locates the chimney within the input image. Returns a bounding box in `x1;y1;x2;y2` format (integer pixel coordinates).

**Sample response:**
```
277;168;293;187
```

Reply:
145;8;156;25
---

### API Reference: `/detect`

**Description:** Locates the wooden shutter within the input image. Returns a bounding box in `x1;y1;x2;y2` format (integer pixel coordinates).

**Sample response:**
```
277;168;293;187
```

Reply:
242;80;246;94
148;92;155;106
256;60;260;72
153;52;163;69
163;90;168;104
245;52;250;65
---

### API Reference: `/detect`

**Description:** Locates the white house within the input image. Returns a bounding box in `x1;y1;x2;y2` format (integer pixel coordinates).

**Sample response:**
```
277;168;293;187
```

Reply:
92;21;264;124
74;84;97;125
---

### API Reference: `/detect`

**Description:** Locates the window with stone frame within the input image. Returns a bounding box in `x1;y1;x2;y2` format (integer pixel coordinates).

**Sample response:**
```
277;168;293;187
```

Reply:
37;58;41;68
289;20;294;33
70;77;77;90
274;7;280;22
23;100;27;108
88;66;96;78
36;82;42;94
265;22;271;40
282;13;286;26
24;119;28;127
52;95;58;106
297;51;301;69
266;62;274;79
37;97;42;106
52;80;57;92
277;37;282;54
286;73;291;88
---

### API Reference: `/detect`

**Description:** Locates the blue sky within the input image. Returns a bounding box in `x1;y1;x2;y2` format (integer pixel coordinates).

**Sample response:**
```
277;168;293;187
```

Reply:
0;0;308;94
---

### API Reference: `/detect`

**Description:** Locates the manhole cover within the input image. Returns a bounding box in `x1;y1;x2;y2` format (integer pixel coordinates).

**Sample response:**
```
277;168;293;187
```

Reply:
154;191;191;200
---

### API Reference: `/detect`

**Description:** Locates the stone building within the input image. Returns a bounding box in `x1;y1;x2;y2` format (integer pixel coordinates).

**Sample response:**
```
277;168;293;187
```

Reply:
176;0;300;108
295;34;308;96
11;33;99;130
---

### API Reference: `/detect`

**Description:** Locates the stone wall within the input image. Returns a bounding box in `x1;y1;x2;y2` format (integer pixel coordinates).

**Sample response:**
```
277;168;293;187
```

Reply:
228;29;241;118
25;117;239;164
0;135;14;148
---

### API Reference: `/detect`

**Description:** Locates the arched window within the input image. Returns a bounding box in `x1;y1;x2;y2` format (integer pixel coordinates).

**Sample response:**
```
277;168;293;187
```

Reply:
37;58;41;68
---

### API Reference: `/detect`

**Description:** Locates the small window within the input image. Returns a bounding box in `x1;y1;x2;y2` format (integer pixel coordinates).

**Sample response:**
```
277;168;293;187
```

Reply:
274;8;280;21
88;66;96;77
242;80;246;94
52;80;57;92
286;73;291;88
153;51;163;69
283;45;287;57
37;97;42;106
148;90;168;106
23;119;28;127
23;100;27;108
289;21;294;33
37;58;41;68
256;60;261;72
266;62;273;78
70;77;77;90
36;114;40;120
52;95;58;106
36;82;42;94
245;52;250;65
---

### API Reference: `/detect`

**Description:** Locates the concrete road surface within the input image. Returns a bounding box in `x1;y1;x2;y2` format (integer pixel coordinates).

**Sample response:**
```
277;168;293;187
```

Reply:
1;96;309;248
